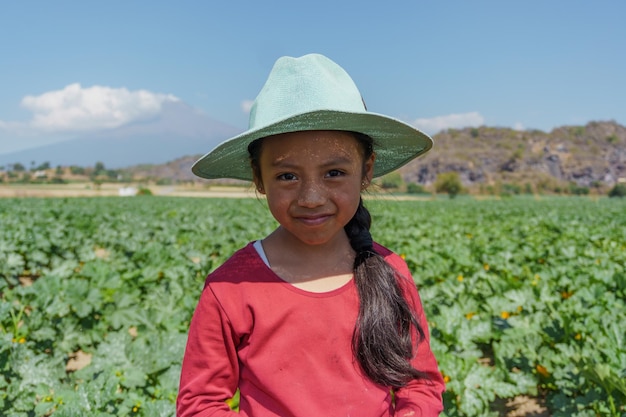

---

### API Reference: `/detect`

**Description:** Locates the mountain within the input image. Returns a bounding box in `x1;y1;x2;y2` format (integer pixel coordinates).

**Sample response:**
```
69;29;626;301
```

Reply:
399;120;626;191
0;101;242;168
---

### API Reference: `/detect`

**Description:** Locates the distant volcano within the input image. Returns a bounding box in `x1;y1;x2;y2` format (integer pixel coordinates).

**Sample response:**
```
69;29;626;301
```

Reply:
0;101;242;168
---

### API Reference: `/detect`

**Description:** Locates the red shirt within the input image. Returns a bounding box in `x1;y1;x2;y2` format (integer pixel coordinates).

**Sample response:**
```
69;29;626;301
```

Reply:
177;242;444;417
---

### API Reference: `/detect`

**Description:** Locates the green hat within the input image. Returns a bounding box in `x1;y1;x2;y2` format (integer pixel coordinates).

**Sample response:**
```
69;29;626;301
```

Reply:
192;53;433;180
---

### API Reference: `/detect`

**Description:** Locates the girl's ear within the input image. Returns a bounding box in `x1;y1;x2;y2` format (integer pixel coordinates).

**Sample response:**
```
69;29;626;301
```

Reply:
253;175;265;194
251;159;266;194
362;152;375;188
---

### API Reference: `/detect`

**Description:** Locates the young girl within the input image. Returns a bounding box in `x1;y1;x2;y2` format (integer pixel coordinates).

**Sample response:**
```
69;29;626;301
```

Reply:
178;54;445;417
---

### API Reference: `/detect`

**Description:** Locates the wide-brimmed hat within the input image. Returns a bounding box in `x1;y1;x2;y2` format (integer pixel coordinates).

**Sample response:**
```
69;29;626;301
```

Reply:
192;53;433;180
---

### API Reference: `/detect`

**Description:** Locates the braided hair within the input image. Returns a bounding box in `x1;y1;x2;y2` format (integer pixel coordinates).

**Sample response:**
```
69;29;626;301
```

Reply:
345;196;427;387
249;132;427;387
344;133;427;387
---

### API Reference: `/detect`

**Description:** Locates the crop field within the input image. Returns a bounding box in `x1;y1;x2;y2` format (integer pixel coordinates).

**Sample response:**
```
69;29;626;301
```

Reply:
1;196;625;416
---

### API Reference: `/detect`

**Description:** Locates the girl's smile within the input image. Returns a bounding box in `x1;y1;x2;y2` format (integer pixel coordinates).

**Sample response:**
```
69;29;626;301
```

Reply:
255;130;374;249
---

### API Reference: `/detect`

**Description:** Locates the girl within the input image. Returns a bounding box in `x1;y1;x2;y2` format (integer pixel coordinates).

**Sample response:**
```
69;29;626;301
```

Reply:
178;54;445;417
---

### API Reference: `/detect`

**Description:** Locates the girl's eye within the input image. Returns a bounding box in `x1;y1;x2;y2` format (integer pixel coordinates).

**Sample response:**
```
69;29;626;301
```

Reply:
277;173;297;181
326;169;344;178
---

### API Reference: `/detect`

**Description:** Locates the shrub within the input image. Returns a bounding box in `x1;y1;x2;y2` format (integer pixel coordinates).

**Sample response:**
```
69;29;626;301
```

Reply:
156;178;174;186
569;126;585;136
524;183;533;194
34;161;51;171
379;172;404;189
406;183;426;194
502;183;522;195
19;172;32;183
435;172;462;198
569;183;590;195
608;183;626;198
70;166;86;175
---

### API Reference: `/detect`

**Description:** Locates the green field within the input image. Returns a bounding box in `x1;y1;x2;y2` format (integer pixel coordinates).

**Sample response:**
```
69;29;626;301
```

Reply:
1;196;625;416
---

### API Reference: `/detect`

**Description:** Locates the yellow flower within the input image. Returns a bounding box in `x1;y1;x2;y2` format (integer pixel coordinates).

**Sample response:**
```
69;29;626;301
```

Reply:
500;311;510;319
483;263;490;271
465;312;475;320
536;364;550;378
457;274;464;282
400;253;406;260
561;290;574;299
575;333;582;341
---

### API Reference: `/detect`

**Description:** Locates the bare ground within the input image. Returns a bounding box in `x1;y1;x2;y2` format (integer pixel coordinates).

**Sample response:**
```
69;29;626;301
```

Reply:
0;183;258;198
495;395;551;417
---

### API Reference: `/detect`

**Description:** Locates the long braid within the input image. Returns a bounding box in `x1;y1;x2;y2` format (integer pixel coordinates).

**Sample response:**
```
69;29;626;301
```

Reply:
345;199;427;387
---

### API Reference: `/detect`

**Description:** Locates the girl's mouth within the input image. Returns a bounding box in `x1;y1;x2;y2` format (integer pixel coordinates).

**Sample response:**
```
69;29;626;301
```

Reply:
296;214;331;226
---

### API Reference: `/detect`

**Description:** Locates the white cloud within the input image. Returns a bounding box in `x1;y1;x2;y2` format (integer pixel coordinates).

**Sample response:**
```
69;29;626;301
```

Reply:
241;99;254;114
513;122;525;131
20;83;179;132
413;112;485;135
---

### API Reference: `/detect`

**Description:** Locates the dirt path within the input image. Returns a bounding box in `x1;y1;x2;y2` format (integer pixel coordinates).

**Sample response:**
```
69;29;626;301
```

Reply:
0;184;258;198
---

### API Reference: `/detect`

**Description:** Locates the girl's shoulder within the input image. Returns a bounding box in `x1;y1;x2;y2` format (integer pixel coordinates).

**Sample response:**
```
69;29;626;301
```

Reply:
204;242;269;285
373;242;408;271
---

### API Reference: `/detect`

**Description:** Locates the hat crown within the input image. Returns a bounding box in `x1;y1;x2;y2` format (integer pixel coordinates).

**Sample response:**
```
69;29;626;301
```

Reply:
249;54;365;129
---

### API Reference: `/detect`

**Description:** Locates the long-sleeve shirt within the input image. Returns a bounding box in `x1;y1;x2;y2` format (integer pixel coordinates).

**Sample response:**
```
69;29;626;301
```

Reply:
177;242;444;417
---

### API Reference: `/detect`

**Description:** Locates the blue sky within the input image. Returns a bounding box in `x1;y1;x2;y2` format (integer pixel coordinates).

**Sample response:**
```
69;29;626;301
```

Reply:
1;0;625;156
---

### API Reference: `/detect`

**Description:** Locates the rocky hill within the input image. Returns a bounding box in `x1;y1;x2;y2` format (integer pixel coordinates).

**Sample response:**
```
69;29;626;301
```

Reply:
399;120;626;192
128;120;625;193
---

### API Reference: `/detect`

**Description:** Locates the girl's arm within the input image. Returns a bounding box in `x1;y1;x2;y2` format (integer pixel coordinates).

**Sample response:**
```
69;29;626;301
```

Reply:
177;284;240;417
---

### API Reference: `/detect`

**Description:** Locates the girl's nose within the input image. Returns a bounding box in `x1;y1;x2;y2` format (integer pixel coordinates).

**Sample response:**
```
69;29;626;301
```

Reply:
297;180;326;207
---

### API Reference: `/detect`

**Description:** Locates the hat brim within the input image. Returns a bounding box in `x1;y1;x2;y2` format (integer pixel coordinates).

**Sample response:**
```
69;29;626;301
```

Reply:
191;110;433;181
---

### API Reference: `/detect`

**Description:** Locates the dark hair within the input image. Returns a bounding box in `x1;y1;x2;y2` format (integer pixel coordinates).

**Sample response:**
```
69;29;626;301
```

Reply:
248;132;427;387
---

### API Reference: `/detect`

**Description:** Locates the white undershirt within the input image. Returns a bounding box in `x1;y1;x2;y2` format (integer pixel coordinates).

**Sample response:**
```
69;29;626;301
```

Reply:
253;240;271;267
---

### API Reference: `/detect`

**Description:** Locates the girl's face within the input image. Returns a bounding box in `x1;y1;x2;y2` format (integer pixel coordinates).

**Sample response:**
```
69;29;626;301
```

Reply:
255;130;374;247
